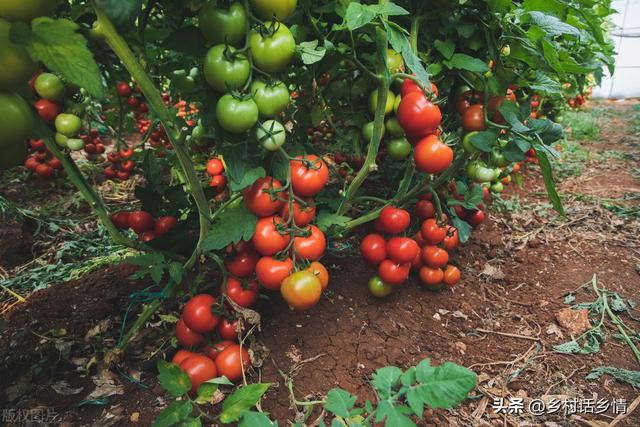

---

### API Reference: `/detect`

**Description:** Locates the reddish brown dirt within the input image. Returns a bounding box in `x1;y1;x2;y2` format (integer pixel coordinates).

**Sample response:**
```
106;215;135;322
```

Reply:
1;101;639;426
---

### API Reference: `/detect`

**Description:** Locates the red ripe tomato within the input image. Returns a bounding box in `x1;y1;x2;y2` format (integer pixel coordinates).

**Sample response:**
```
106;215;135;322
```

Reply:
442;225;459;251
386;237;419;264
116;82;132;97
243;176;285;217
172;349;196;365
127;96;140;108
203;340;234;361
467;209;486;227
414;135;453;174
421;245;449;268
117;170;131;181
280;197;316;226
139;230;155;242
34;99;61;124
175;318;205;347
107;152;120;163
209;175;227;193
35;164;55;179
25;156;39;171
294;225;326;261
255;256;293;290
252;216;290;256
306;261;329;291
421;218;446;245
206;158;224;176
226;277;259;307
214;344;250;382
400;79;439;98
154;216;177;236
411;248;422;270
378;206;410;234
487;96;507;124
378;259;410;286
182;294;220;334
397;92;442;137
225;248;259;278
119;147;134;159
218;317;245;341
419;266;444;287
47;157;62;170
290;155;329;197
179;354;218;394
462;104;485;132
415;200;436;219
110;211;130;229
121;159;135;172
443;265;461;286
128;211;154;233
360;233;387;266
104;166;117;179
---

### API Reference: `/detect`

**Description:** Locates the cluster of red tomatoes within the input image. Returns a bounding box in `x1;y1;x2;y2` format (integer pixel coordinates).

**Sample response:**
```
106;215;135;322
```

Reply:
77;129;106;159
206;157;227;196
103;146;136;181
361;200;461;296
567;93;586;109
23;138;63;180
457;88;516;131
175;99;199;127
110;210;177;242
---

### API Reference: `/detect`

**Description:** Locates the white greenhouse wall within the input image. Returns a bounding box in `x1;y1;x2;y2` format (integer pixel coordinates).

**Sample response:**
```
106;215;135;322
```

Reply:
593;0;640;98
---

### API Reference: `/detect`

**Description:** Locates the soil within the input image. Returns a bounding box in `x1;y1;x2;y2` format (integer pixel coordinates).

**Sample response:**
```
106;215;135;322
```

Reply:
1;100;639;426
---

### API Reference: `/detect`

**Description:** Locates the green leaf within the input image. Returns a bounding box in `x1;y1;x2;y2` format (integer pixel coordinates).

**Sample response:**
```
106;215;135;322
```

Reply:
325;388;357;418
498;101;530;133
371;366;402;399
194;383;218;405
175;417;202;427
434;40;455;59
219;383;273;424
585;366;640;388
530;119;564;144
451;216;472;243
239;411;278;427
229;167;266;192
168;262;185;285
527;11;581;37
201;205;258;251
10;18;104;98
157;359;191;397
445;54;489;73
534;149;564;215
152;400;192;427
530;70;561;94
162;26;207;57
96;0;142;29
142;150;164;190
413;359;477;409
469;131;498;152
297;40;326;65
315;212;351;232
385;25;430;87
344;3;376;31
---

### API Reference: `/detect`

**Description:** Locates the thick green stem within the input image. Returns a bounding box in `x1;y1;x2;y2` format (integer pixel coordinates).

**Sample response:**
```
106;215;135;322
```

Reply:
337;27;389;215
93;3;210;270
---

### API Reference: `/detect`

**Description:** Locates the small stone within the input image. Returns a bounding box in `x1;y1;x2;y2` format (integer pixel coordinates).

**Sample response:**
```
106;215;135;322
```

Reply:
555;308;591;336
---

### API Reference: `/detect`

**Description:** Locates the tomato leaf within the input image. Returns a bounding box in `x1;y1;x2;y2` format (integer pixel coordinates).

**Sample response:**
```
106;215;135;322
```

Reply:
344;3;376;31
315;212;351;232
498;101;530;132
238;411;277;427
194;382;218;404
413;359;477;409
10;18;104;99
534;148;565;215
469;131;498;152
527;11;581;37
386;25;430;86
371;366;402;399
229;167;266;192
297;40;326;65
157;359;191;397
325;388;357;418
202;205;258;251
219;383;272;424
444;54;489;73
434;40;455;59
152;400;192;427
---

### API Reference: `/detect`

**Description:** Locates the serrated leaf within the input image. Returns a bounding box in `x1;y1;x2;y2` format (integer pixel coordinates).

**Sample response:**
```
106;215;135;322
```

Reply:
445;54;489;72
530;70;562;94
344;3;376;31
219;383;272;424
325;388;357;418
434;40;455;59
157;359;191;397
371;366;402;399
315;212;351;232
152;400;192;427
229;167;266;192
150;265;164;285
528;11;581;37
239;411;278;427
469;131;498;152
498;101;530;132
11;18;104;98
297;40;326;65
202;205;258;251
169;262;185;285
414;360;477;409
585;366;640;388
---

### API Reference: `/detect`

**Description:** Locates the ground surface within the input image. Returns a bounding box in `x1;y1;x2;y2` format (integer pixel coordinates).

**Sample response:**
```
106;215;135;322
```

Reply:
1;101;639;426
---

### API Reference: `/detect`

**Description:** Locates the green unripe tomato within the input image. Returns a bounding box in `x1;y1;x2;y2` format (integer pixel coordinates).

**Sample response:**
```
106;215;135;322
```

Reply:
216;94;258;134
250;0;297;21
54;113;82;137
66;138;84;151
35;73;65;101
251;79;290;118
0;18;37;90
0;90;34;147
490;150;508;167
490;181;504;193
387;138;411;160
466;161;479;181
257;119;286;151
462;131;480;154
198;1;247;47
385;117;404;137
362;121;385;142
203;45;250;92
249;21;296;73
54;132;68;147
369;90;395;115
386;48;404;74
474;165;497;183
368;276;393;297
